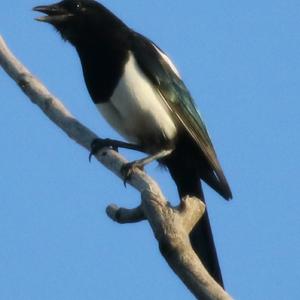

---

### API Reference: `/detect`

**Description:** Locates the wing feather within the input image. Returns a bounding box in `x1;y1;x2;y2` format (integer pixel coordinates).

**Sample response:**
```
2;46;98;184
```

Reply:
130;32;231;198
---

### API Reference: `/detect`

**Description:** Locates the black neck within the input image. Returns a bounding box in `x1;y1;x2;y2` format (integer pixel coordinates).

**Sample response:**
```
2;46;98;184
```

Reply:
74;27;131;103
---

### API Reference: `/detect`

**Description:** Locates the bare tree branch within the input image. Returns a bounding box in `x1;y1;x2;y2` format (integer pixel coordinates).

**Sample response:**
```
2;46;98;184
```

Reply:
0;35;232;300
106;204;146;223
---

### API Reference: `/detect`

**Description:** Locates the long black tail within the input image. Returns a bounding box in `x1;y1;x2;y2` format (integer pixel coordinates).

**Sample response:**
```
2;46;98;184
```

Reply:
190;200;224;287
165;159;224;288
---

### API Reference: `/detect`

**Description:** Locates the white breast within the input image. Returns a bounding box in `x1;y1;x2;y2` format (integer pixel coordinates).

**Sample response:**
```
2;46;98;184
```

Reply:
96;52;177;151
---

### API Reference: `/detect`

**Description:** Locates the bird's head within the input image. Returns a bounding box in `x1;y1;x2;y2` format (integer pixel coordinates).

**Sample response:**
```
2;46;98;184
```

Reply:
33;0;125;44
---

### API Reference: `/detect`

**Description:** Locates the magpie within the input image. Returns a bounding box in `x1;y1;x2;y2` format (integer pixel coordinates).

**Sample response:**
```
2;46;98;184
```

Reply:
34;0;232;287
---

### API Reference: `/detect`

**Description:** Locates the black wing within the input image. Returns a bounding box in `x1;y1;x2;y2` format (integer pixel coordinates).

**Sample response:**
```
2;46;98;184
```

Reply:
130;32;232;199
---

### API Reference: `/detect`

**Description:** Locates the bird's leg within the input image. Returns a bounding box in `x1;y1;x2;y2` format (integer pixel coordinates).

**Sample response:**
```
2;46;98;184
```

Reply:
89;138;145;161
121;149;174;186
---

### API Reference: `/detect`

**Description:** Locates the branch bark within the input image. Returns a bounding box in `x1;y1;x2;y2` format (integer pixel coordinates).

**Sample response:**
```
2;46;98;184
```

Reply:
0;35;232;300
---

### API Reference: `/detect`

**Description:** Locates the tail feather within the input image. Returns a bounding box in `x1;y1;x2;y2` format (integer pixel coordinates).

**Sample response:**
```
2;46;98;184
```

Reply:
190;200;224;287
201;167;232;200
166;160;225;288
180;182;224;288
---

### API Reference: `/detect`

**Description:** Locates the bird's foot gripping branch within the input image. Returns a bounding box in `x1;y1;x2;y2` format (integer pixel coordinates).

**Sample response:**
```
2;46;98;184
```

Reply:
0;36;232;300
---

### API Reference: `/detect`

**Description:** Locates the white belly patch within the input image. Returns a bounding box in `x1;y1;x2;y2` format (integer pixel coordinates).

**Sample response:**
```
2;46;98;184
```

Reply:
96;52;177;150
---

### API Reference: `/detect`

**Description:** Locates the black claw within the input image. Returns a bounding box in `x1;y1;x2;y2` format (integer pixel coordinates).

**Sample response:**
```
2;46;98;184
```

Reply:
89;139;101;162
89;138;111;162
121;163;133;187
121;162;144;187
112;145;119;152
89;152;93;162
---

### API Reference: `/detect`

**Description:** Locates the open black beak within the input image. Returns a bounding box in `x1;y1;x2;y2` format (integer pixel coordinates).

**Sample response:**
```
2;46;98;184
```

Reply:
33;4;73;23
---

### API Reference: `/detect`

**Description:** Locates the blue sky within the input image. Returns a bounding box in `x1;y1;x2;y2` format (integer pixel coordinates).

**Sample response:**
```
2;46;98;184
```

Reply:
1;1;300;299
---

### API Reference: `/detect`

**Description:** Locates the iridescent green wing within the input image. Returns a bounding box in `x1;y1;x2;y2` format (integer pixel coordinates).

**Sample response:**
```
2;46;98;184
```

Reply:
131;32;229;190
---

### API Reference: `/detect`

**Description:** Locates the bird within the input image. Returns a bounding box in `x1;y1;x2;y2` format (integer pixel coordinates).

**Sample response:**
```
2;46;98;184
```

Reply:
33;0;232;287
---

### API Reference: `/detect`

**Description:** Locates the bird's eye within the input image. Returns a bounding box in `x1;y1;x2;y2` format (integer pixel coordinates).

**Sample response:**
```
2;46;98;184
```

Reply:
64;1;81;11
